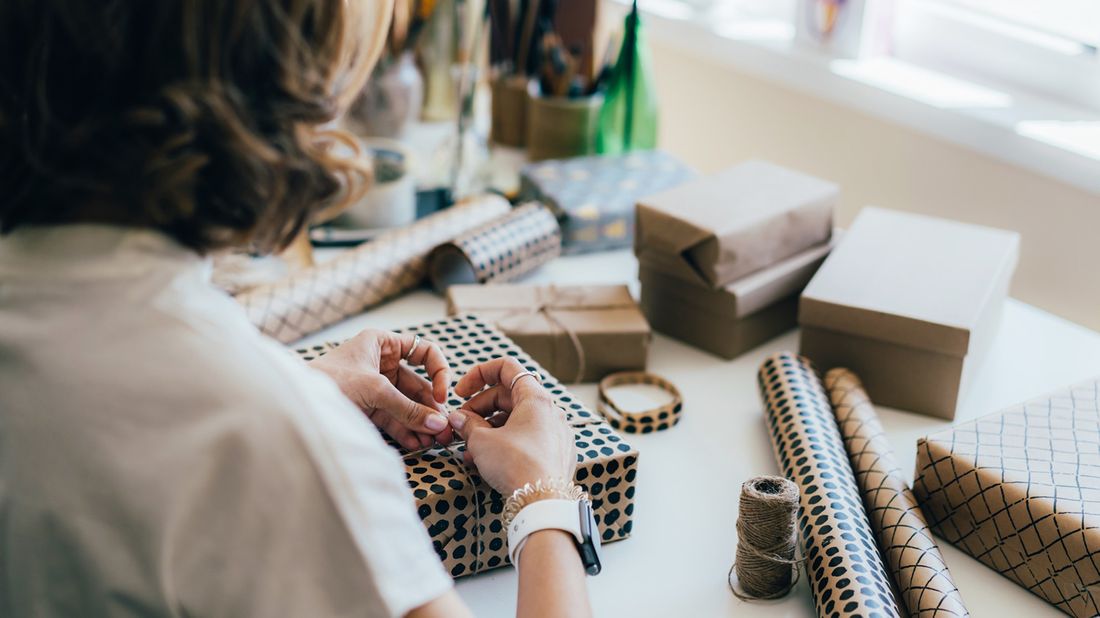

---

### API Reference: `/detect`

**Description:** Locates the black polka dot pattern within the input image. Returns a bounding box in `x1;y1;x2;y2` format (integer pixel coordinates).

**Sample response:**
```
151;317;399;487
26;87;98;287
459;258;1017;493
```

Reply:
758;352;901;618
427;202;562;292
295;314;639;578
597;371;683;434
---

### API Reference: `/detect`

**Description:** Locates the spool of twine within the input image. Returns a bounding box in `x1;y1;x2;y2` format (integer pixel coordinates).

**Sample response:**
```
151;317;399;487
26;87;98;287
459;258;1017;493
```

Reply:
728;476;801;601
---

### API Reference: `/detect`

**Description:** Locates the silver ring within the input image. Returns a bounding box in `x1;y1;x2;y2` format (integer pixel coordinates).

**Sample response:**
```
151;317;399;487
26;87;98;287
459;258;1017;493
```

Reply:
404;334;421;362
509;370;539;391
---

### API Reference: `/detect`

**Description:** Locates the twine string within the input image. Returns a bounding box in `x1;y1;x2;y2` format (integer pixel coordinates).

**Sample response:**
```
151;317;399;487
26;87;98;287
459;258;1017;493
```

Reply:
728;476;804;601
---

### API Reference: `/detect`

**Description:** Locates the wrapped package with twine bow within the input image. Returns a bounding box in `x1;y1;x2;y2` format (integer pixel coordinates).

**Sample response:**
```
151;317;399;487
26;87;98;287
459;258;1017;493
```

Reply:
444;284;650;383
296;314;639;578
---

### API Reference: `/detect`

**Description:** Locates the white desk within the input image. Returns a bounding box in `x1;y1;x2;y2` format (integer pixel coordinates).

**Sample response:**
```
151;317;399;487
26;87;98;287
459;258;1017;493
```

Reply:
300;249;1100;618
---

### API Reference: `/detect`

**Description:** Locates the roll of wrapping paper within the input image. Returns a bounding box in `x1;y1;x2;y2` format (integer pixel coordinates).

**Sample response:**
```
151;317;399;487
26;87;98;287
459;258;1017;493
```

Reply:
758;352;902;618
825;369;970;618
235;195;511;343
428;201;562;292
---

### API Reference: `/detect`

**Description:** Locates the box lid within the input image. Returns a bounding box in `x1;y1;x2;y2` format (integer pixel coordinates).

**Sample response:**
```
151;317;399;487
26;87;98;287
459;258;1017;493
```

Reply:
800;207;1019;357
634;160;837;287
639;235;836;319
445;284;648;336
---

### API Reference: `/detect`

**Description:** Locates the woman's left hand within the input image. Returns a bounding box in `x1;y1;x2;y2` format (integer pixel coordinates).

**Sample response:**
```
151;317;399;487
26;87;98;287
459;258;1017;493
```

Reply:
308;329;453;450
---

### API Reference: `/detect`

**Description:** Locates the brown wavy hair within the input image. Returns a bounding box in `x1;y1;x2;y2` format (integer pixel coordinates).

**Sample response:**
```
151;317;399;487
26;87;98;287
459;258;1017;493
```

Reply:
0;0;388;252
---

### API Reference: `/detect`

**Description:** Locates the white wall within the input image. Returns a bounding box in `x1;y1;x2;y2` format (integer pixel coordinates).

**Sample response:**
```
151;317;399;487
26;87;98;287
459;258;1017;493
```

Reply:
650;40;1100;331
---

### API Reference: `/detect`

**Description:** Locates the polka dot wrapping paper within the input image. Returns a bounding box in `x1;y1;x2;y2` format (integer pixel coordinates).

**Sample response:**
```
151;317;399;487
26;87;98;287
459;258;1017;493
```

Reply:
296;314;639;578
758;352;902;618
235;196;511;344
427;202;562;293
825;368;969;618
914;377;1100;617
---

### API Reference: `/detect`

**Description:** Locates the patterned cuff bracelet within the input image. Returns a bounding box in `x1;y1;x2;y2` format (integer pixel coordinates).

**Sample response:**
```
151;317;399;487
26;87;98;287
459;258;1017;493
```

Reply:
597;371;683;434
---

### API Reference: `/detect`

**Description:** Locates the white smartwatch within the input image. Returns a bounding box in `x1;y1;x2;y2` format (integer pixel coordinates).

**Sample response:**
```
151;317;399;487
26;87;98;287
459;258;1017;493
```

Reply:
506;498;603;575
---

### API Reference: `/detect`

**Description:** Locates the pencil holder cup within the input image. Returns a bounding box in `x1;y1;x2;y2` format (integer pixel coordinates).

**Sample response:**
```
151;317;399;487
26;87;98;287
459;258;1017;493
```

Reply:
525;84;603;161
491;75;529;148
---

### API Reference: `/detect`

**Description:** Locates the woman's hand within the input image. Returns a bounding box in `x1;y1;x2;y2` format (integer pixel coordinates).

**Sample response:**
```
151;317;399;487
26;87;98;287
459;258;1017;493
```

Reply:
308;329;453;450
447;358;577;495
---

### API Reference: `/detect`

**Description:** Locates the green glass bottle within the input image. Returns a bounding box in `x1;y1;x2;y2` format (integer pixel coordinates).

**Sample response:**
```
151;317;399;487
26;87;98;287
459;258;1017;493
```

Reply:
595;1;658;154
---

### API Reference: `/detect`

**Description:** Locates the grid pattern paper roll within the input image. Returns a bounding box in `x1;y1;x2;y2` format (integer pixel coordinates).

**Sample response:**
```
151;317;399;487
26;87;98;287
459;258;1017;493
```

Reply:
428;202;562;292
235;196;511;343
825;368;969;618
759;352;902;618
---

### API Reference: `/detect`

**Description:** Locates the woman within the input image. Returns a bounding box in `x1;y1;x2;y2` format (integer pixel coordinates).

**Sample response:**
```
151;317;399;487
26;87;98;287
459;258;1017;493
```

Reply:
0;1;593;617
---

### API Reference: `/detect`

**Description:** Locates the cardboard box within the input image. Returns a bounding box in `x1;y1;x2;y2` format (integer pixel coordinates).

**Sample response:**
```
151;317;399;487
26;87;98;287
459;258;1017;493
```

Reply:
799;207;1019;419
634;160;836;288
296;314;639;578
519;150;696;254
446;284;649;383
640;239;834;359
913;377;1100;617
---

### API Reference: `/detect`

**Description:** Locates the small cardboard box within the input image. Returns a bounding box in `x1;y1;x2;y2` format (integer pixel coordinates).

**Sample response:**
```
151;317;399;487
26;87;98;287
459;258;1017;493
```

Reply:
446;284;650;383
799;207;1019;419
296;314;639;578
634;160;837;288
519;150;697;254
640;239;834;359
914;377;1100;617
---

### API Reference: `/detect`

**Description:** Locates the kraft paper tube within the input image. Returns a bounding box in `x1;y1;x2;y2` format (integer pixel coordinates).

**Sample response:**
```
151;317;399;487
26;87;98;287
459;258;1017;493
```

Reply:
236;195;511;343
825;368;970;618
428;202;562;292
758;352;902;618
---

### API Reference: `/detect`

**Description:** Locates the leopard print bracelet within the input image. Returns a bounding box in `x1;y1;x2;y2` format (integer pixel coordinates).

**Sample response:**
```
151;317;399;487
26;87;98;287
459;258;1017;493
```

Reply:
502;478;589;527
597;371;683;433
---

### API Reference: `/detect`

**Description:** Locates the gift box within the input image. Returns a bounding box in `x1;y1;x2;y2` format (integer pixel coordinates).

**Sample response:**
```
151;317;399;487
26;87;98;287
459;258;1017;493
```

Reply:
799;207;1019;419
634;160;836;288
519;150;696;254
913;377;1100;617
640;238;834;359
296;314;639;578
445;284;650;383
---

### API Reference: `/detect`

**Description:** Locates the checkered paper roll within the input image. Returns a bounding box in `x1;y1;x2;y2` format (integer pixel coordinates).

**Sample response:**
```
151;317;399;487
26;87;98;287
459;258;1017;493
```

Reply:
428;202;562;292
825;369;969;618
759;352;902;618
235;195;511;344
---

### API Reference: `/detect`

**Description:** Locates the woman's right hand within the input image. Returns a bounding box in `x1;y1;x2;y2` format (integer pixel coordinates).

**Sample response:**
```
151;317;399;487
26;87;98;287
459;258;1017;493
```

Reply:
447;358;577;496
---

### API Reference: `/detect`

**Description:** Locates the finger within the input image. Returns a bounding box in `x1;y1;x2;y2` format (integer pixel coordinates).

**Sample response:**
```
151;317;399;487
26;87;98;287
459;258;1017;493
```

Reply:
368;375;449;434
447;408;492;442
369;408;427;451
460;385;513;417
396;366;443;412
401;333;451;405
487;410;511;428
455;357;532;398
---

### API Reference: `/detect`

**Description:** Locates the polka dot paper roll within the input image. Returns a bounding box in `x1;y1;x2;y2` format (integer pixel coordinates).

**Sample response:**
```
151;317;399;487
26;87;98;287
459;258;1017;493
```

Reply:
758;352;902;618
428;202;562;292
236;195;511;344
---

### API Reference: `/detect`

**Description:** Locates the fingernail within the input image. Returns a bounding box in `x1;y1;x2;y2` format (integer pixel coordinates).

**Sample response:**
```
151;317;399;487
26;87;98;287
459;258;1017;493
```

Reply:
448;412;466;431
426;413;448;432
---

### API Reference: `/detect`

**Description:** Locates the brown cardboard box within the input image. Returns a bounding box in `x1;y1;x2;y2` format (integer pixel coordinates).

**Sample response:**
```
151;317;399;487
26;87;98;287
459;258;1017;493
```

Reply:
799;207;1019;419
913;377;1100;617
640;239;834;359
634;160;836;288
296;314;639;578
446;284;649;383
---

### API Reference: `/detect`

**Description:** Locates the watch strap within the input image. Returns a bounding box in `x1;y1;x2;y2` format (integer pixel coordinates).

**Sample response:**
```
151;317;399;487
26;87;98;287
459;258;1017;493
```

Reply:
507;499;584;568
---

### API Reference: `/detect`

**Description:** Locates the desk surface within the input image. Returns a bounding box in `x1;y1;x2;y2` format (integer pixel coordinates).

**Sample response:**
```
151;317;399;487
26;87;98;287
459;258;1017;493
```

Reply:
300;249;1100;618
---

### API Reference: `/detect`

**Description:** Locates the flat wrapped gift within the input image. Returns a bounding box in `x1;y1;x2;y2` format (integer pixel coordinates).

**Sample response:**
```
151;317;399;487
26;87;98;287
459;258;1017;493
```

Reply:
914;377;1100;617
519;151;696;254
445;284;649;383
640;237;834;359
635;160;836;288
296;314;639;578
800;207;1019;419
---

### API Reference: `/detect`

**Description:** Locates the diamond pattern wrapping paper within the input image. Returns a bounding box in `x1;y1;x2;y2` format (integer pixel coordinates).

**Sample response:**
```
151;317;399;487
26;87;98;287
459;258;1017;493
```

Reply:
825;368;969;618
759;352;902;618
428;202;562;292
914;378;1100;617
235;196;511;344
296;314;639;578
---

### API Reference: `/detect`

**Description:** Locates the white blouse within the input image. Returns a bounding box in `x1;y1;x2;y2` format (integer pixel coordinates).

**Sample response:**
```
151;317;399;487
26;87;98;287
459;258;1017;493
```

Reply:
0;225;451;617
